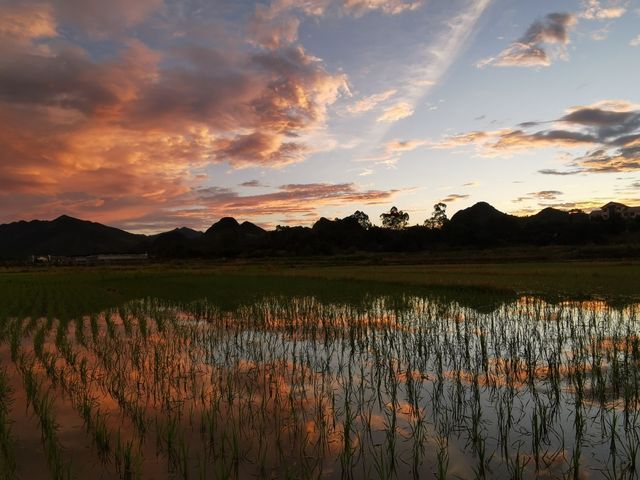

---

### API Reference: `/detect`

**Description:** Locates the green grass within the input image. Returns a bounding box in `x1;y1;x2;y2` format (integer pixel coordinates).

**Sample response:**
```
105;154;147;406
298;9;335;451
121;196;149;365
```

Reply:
0;260;638;320
274;261;640;297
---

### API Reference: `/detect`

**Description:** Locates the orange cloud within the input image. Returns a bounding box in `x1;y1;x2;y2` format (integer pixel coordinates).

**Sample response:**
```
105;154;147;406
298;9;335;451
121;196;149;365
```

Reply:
376;101;414;123
0;3;56;43
428;100;640;176
346;89;397;115
52;0;163;37
0;6;350;230
248;6;301;50
112;183;401;232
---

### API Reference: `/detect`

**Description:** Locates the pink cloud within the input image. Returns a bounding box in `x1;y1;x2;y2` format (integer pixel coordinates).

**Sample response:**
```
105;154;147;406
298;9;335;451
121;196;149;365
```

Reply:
0;6;350;229
52;0;163;37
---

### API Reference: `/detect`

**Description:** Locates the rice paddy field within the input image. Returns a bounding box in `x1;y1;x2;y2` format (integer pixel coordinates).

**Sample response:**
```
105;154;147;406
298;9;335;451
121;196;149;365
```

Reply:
1;262;640;479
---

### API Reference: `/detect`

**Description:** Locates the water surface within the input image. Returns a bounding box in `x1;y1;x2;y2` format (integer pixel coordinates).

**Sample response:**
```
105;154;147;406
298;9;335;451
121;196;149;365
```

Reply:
0;289;639;479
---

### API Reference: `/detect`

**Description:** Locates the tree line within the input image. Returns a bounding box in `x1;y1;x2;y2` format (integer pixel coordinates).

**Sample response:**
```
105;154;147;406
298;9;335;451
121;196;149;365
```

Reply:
153;201;640;258
4;202;640;261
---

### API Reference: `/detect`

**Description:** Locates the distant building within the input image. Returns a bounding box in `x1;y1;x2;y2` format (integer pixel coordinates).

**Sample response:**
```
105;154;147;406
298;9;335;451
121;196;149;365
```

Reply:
93;254;149;263
30;253;149;265
590;202;640;220
31;255;51;264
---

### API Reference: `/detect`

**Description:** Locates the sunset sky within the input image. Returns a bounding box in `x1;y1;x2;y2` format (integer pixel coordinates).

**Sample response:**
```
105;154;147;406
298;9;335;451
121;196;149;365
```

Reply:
1;0;639;233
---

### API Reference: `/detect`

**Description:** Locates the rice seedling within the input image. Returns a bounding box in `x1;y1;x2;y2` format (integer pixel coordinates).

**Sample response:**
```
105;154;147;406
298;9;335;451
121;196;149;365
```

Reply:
0;367;17;480
0;281;639;478
18;355;73;480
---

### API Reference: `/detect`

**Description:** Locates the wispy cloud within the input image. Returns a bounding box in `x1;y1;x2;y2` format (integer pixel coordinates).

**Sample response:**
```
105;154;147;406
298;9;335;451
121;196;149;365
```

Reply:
248;0;425;50
346;89;397;115
429;100;640;175
513;190;563;203
261;0;424;19
480;1;629;68
440;193;469;203
358;1;493;156
384;139;428;153
239;180;267;188
359;138;428;166
376;102;414;123
580;0;627;20
478;13;576;68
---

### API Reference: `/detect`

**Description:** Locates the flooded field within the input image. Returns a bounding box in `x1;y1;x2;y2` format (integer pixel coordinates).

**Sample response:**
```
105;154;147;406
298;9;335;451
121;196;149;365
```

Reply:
1;287;639;479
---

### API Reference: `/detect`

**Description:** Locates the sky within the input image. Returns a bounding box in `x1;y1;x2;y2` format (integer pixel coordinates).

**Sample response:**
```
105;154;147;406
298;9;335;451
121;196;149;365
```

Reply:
0;0;639;233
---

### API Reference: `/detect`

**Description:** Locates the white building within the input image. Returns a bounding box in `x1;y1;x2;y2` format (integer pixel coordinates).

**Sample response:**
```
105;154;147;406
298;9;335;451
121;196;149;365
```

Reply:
590;202;640;220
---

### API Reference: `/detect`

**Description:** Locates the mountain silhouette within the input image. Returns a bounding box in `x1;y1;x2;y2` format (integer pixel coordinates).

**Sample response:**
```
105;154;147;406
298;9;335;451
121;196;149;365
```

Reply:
198;218;267;256
173;227;203;239
205;217;240;235
448;202;521;245
0;201;637;261
523;207;590;245
530;207;570;222
149;227;203;257
0;215;146;258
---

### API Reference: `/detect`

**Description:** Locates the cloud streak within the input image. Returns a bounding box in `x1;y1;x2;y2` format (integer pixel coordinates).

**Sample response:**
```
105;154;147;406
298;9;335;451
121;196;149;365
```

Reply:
429;100;640;175
376;102;414;123
513;190;563;203
480;1;630;68
116;182;402;232
478;13;576;68
580;0;626;20
440;193;469;203
346;89;397;115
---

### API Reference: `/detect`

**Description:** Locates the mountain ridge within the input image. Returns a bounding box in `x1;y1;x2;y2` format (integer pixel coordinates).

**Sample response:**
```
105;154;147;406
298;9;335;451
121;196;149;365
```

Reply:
0;202;636;260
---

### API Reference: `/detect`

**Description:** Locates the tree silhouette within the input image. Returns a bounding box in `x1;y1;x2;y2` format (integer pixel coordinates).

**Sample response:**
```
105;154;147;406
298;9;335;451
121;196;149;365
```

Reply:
424;202;448;229
380;206;409;230
346;210;372;230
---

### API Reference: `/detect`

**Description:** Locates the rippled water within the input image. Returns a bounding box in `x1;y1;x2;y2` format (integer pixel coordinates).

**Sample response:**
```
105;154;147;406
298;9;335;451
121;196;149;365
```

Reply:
1;293;639;479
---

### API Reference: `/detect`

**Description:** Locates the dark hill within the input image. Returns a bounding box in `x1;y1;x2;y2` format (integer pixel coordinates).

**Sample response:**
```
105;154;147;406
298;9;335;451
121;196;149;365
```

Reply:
448;202;522;245
0;215;146;259
523;207;591;245
198;217;267;255
240;221;266;236
205;217;240;235
149;227;203;240
149;227;204;257
531;207;570;222
174;227;203;239
450;202;511;224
